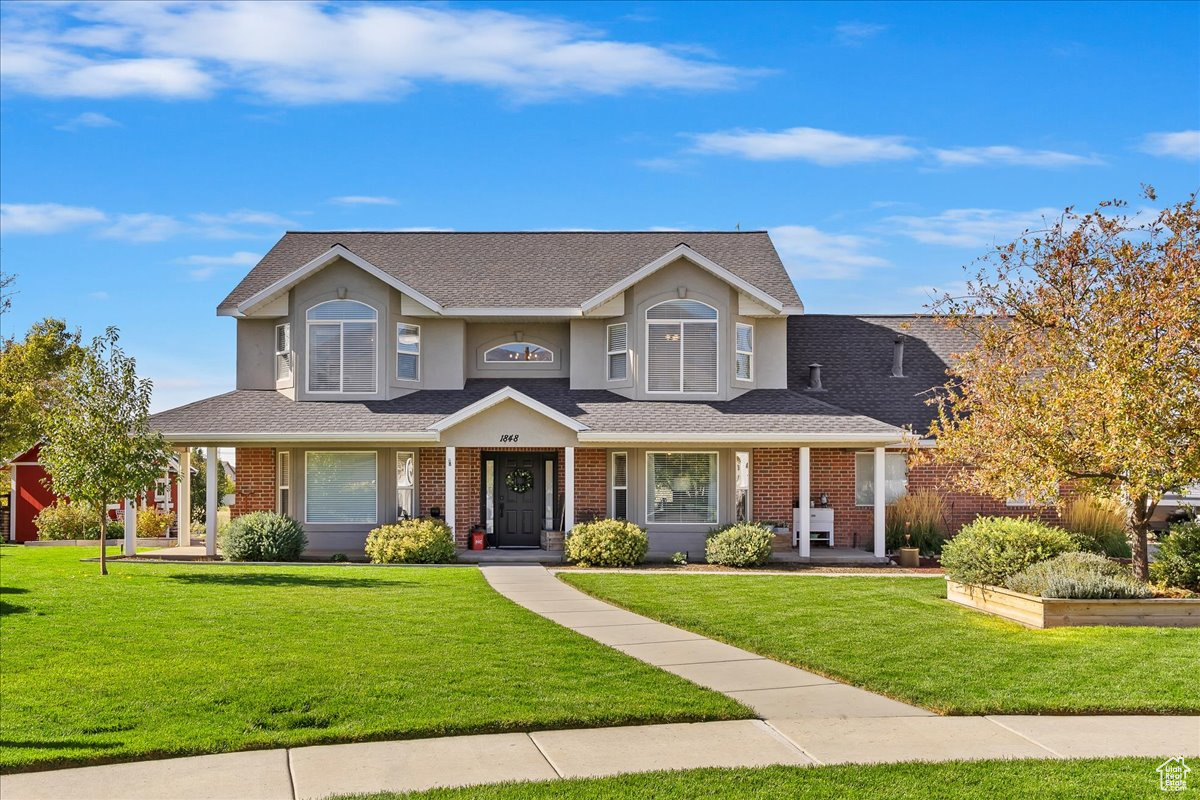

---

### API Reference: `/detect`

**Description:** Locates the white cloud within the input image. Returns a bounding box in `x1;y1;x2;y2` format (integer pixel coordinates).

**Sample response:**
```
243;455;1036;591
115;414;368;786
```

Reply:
330;195;398;206
885;207;1060;248
932;145;1102;168
692;126;918;165
176;251;262;280
88;290;110;301
1138;130;1200;160
100;212;187;242
1;2;749;103
55;111;121;131
0;202;107;234
769;225;889;279
635;157;689;172
835;22;888;46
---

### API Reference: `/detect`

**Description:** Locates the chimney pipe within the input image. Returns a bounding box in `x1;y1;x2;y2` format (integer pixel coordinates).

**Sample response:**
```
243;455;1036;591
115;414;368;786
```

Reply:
892;335;905;378
807;363;823;391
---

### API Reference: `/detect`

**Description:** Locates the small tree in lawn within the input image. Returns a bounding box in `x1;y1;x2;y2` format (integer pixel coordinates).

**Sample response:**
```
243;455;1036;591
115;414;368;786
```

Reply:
40;328;170;575
927;189;1200;581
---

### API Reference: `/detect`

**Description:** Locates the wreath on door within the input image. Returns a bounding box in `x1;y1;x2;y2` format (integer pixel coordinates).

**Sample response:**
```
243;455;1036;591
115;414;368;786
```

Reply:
505;468;534;494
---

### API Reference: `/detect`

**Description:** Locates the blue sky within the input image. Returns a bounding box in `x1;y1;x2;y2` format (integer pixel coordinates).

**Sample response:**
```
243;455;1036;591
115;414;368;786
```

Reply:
1;0;1197;411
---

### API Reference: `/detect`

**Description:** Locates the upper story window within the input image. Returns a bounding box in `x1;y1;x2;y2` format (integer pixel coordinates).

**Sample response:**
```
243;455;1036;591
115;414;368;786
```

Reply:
306;300;377;394
607;323;628;381
484;342;554;363
646;299;718;394
397;323;420;381
735;323;754;381
274;323;292;383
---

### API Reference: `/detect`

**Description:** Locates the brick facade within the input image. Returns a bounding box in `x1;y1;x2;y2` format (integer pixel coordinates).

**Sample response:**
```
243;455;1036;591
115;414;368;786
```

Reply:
574;448;608;523
751;447;798;527
418;446;445;520
231;447;276;518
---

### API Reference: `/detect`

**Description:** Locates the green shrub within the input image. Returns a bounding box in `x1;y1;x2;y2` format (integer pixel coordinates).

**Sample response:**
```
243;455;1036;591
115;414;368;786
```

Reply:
705;522;774;567
365;518;455;564
136;508;175;537
940;516;1077;587
885;490;949;555
1060;495;1131;558
220;512;307;562
1151;520;1200;592
1005;551;1152;599
566;519;647;567
35;501;117;540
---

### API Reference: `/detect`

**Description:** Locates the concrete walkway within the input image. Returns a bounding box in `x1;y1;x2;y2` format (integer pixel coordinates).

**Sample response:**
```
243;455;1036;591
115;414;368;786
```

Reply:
4;564;1197;800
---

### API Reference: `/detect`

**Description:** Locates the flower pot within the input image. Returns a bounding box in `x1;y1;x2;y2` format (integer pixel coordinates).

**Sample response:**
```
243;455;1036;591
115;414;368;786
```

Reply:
897;547;920;568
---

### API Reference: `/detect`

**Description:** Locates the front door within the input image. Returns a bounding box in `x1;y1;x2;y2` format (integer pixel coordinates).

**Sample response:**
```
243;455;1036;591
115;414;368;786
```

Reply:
494;453;546;547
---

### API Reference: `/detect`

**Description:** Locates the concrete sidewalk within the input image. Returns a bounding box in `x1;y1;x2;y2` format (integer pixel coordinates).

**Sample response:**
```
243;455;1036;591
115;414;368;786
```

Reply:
4;564;1197;800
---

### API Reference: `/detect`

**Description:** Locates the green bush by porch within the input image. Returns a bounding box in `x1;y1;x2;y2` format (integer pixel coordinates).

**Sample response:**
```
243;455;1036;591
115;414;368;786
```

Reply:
220;511;308;561
565;519;647;567
560;572;1200;715
0;546;747;772
366;518;456;564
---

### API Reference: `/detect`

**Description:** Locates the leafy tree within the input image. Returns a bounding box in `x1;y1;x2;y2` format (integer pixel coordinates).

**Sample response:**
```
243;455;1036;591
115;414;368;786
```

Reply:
39;328;170;575
928;190;1200;580
189;447;234;524
0;318;85;457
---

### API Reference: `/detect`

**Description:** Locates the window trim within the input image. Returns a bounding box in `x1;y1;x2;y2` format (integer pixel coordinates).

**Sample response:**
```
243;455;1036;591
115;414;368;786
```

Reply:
644;299;719;396
482;341;555;364
735;322;754;382
606;322;629;382
853;451;909;507
645;450;720;525
396;322;421;383
395;449;416;519
735;450;751;522
304;300;378;395
277;450;290;515
303;450;379;525
274;322;292;384
610;451;628;520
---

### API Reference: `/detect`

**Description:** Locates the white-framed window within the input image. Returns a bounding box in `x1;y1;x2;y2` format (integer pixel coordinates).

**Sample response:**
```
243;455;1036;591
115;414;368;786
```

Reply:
735;323;753;382
483;342;554;362
275;323;292;383
306;300;377;394
396;323;420;382
646;299;718;394
647;451;718;524
854;452;908;506
607;323;628;381
611;451;628;520
154;477;169;502
735;451;750;522
277;451;290;515
305;451;378;524
396;450;415;519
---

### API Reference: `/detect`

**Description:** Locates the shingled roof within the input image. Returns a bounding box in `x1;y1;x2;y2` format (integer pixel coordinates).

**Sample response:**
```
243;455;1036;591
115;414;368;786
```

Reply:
150;379;902;442
218;231;801;312
787;315;969;433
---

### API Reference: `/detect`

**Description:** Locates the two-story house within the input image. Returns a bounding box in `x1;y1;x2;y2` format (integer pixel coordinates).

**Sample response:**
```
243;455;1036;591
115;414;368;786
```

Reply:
150;231;1014;560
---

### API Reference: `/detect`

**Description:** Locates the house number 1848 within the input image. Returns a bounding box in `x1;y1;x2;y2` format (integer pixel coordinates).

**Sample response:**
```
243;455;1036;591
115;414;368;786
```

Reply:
499;434;520;443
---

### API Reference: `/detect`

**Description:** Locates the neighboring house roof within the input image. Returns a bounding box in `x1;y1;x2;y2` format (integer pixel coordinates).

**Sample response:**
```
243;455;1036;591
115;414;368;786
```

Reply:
149;380;903;443
218;231;802;313
787;315;969;433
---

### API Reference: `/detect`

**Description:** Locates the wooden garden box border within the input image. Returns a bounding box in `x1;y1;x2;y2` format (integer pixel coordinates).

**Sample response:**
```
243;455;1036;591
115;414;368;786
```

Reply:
946;580;1200;628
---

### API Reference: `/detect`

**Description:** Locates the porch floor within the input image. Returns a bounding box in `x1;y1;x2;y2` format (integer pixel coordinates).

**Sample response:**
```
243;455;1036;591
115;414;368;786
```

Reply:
457;548;566;564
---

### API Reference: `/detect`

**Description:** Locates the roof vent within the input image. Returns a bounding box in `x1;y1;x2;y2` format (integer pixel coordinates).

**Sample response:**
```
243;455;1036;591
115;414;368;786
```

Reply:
806;363;824;391
892;335;906;378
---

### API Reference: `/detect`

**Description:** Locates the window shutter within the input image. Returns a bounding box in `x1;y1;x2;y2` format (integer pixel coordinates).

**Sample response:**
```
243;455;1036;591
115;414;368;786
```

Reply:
647;323;682;392
275;323;292;383
607;323;628;381
682;322;718;393
611;452;628;520
341;321;377;393
305;452;378;523
397;323;420;381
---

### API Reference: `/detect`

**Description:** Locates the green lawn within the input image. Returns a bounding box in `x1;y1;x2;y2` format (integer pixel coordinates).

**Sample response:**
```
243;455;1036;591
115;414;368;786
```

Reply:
343;759;1169;800
0;546;748;773
560;573;1199;715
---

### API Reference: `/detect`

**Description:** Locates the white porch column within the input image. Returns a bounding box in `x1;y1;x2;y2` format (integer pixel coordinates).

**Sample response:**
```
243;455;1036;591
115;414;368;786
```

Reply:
177;447;191;547
873;445;886;558
205;446;218;557
798;446;811;558
444;447;456;536
123;497;136;556
564;446;575;532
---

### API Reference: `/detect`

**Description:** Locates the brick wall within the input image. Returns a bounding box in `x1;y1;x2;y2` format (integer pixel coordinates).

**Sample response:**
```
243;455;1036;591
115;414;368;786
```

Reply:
574;448;608;523
231;447;276;518
418;446;445;520
751;447;798;527
907;459;1061;530
454;447;480;547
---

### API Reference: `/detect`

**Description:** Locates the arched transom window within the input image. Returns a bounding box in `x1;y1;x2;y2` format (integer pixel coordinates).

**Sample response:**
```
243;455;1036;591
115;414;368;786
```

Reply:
484;342;554;363
646;299;718;393
306;300;377;393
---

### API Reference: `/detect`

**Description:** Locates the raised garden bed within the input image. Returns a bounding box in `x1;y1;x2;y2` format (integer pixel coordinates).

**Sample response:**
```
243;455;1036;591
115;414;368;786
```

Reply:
946;580;1200;628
